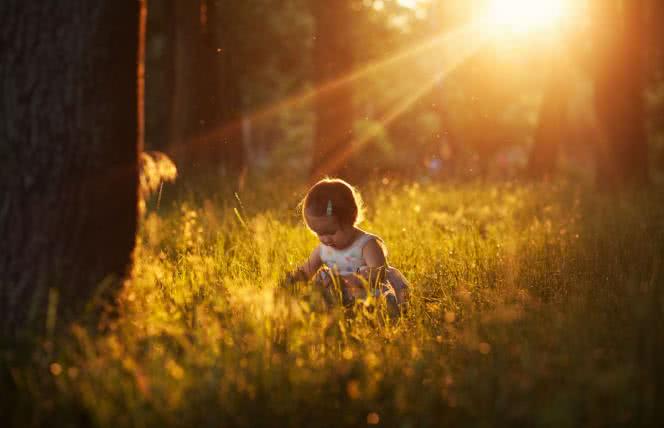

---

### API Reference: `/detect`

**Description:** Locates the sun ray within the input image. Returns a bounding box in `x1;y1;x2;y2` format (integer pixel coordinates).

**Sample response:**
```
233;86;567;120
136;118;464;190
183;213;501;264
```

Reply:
169;16;492;171
311;22;490;178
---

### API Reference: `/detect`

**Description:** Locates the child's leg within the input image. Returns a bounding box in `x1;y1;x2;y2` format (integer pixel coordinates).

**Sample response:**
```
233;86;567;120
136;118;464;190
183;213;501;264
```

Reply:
371;281;399;318
352;270;400;318
386;267;409;306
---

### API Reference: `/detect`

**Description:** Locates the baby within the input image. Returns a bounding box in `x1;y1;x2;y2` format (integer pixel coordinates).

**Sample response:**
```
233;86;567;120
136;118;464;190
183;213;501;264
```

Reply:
286;178;409;313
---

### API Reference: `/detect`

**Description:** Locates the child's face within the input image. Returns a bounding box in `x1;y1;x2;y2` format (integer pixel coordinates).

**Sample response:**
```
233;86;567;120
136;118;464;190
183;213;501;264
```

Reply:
306;214;356;249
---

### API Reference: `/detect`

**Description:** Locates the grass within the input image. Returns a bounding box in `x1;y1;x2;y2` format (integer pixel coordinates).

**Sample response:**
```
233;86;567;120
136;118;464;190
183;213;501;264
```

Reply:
3;178;664;427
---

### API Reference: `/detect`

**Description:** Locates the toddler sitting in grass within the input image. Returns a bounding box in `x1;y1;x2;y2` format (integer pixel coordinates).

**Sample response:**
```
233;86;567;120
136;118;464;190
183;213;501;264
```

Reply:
285;178;409;315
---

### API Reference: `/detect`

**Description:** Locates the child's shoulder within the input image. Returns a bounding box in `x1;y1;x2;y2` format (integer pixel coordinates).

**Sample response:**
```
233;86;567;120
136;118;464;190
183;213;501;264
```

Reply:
360;229;385;243
358;230;388;255
357;229;382;245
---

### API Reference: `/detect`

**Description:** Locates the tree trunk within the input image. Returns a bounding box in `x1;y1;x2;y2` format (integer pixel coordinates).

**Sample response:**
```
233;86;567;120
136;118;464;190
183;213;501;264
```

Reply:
593;0;649;187
170;0;202;171
527;52;569;179
215;1;246;178
170;0;245;181
310;0;355;179
145;0;176;151
0;1;141;336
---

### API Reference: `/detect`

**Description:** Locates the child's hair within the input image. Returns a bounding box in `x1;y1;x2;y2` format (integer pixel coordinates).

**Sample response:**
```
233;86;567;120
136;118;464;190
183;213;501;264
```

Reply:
301;178;364;228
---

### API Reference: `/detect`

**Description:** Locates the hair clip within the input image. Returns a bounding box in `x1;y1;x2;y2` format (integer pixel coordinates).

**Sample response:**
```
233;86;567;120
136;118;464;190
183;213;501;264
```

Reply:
326;200;333;216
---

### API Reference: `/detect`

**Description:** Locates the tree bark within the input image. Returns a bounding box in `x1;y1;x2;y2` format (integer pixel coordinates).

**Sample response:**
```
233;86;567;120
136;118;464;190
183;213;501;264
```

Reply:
0;1;141;336
593;0;649;187
310;0;355;179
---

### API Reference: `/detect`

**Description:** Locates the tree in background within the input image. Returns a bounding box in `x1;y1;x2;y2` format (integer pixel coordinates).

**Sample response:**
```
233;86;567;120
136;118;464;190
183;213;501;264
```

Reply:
310;0;356;179
229;0;313;173
592;0;649;187
644;0;664;177
145;0;176;152
145;0;664;184
0;1;142;335
170;0;245;180
527;44;571;179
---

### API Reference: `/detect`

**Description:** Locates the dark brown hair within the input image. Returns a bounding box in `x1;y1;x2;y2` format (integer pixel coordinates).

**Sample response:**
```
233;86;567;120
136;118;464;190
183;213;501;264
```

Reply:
301;178;364;228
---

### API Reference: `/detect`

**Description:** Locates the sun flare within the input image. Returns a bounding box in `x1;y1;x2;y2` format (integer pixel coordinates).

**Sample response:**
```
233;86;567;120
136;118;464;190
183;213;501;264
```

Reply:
486;0;570;35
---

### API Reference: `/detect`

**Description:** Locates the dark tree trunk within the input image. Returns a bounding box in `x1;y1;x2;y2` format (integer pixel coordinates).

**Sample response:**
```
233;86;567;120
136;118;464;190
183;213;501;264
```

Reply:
215;1;246;178
0;1;141;335
145;0;176;151
170;0;197;169
170;0;245;181
593;0;649;187
310;0;355;179
527;53;569;179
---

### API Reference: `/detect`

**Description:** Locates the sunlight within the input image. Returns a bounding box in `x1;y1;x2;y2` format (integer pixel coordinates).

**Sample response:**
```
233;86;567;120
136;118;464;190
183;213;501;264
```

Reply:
312;21;490;177
172;1;578;163
177;19;486;158
485;0;570;35
396;0;423;9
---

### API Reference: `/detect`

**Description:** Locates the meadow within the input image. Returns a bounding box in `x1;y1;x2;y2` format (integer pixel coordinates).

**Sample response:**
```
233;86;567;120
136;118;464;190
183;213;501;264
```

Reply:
3;178;664;427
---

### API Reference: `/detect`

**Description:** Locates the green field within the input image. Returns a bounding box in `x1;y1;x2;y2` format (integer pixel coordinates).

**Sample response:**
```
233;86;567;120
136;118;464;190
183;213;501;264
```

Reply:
4;180;664;427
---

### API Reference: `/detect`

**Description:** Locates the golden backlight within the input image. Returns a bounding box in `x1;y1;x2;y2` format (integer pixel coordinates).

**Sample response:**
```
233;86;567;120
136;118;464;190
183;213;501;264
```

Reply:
486;0;570;35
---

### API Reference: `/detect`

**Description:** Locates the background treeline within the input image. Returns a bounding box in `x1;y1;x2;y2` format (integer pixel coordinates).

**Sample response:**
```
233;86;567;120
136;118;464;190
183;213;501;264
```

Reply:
144;0;664;185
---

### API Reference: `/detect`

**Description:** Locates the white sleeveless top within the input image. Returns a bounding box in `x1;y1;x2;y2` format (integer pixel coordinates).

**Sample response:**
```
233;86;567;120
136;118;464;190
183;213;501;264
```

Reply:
319;232;378;275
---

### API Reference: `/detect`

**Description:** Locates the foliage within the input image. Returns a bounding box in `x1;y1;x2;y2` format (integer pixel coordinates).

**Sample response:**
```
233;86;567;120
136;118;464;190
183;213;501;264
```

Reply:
2;178;663;427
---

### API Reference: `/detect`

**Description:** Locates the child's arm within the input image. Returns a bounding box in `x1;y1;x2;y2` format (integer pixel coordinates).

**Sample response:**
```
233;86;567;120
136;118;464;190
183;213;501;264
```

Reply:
343;239;387;287
285;246;322;284
361;238;388;285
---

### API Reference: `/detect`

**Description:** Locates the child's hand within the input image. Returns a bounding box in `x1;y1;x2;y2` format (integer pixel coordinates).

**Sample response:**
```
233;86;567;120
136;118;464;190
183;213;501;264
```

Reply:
355;266;386;287
282;268;307;287
356;266;371;281
340;274;364;288
313;269;333;288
